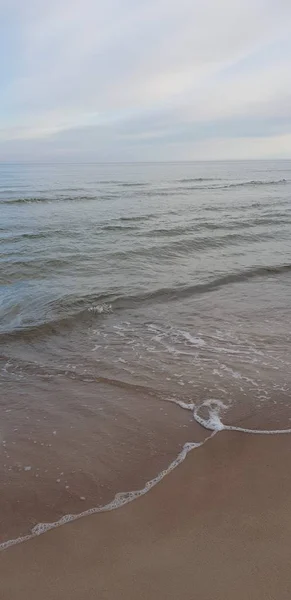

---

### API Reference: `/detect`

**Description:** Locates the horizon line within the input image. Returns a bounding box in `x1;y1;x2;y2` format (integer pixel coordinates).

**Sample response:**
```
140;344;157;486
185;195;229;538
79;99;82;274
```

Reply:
0;158;290;165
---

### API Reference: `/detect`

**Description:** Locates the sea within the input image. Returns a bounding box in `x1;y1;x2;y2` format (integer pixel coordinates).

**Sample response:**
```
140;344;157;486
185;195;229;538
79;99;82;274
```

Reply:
1;160;291;546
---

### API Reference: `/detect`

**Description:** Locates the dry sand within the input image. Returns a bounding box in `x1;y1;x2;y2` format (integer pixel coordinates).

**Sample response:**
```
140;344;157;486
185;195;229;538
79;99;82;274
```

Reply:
1;430;291;600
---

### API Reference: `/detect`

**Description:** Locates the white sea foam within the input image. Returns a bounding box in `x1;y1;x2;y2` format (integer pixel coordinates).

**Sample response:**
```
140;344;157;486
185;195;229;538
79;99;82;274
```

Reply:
178;331;206;347
193;399;291;435
220;364;259;387
89;304;112;314
168;399;195;412
170;397;291;435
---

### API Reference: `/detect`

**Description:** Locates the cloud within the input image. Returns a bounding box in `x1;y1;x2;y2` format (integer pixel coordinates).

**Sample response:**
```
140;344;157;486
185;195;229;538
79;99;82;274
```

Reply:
0;0;291;159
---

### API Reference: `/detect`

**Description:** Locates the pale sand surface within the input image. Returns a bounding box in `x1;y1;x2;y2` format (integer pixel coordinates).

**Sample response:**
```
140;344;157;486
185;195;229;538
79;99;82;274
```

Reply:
1;430;291;600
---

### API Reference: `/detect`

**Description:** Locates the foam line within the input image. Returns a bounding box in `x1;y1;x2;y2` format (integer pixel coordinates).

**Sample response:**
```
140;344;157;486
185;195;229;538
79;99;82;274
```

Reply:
193;400;291;435
170;398;291;435
0;433;215;552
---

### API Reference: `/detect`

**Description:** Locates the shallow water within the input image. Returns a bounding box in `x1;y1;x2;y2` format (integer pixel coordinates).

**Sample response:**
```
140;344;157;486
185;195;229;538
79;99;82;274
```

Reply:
1;160;291;543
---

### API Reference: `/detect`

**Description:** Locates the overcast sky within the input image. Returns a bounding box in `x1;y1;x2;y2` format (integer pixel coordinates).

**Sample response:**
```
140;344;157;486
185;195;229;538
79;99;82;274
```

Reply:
1;0;291;161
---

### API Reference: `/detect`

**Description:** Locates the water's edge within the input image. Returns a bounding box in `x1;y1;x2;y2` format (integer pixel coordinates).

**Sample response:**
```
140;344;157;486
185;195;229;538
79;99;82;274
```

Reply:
2;401;291;553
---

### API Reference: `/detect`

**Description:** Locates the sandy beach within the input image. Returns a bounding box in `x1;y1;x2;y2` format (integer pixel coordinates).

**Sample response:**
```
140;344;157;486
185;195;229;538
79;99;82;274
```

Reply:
1;429;291;600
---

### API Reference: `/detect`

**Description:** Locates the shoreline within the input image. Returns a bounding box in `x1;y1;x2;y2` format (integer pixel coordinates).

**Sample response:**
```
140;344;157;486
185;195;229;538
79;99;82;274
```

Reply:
0;436;211;552
0;384;199;545
2;401;291;552
1;429;291;599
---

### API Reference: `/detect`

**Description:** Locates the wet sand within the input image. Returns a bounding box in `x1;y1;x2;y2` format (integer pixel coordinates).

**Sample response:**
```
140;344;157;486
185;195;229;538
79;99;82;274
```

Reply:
0;380;198;543
1;430;291;600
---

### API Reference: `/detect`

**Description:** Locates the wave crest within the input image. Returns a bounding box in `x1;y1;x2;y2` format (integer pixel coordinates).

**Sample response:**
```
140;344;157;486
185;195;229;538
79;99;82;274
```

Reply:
1;263;291;341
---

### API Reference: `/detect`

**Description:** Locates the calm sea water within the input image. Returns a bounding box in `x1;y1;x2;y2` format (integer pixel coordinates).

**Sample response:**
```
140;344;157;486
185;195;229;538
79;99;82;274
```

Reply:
1;160;291;542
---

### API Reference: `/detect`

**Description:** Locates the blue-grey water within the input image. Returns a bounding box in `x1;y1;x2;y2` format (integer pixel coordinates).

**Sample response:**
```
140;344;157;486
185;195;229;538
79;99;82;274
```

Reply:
1;160;291;542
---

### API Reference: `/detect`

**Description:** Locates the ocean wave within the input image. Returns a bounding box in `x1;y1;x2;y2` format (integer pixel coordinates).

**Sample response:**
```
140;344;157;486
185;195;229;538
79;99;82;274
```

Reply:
1;194;114;205
203;200;291;214
2;263;290;341
142;224;196;237
1;179;289;206
0;230;60;243
221;179;287;189
176;179;288;191
101;225;139;232
97;180;147;187
140;179;288;196
199;215;291;231
141;216;291;237
105;262;291;308
0;355;163;397
177;178;221;183
0;298;118;341
118;214;156;222
4;197;53;204
0;315;80;342
119;182;147;187
0;256;75;282
88;303;112;314
111;228;288;260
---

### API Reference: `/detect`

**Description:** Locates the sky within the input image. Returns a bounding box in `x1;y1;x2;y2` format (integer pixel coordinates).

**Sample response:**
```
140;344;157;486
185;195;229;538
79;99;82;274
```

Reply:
1;0;291;161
